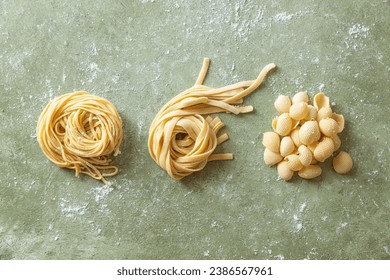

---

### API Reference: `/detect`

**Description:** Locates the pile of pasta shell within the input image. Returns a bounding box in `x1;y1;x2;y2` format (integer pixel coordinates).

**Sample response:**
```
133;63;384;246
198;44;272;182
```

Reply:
262;91;353;181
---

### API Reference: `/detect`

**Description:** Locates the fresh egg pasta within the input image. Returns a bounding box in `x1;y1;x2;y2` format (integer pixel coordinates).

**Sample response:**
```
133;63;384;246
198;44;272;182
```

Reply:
36;91;123;182
148;58;276;180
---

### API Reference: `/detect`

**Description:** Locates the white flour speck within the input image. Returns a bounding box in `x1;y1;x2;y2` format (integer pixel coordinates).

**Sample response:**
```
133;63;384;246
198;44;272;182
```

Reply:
348;24;370;39
273;12;293;22
60;199;88;218
89;43;98;56
271;11;308;23
87;62;101;82
92;186;113;203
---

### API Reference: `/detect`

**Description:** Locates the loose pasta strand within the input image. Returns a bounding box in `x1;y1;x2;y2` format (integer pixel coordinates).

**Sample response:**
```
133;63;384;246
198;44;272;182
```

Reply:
36;91;123;182
148;58;276;180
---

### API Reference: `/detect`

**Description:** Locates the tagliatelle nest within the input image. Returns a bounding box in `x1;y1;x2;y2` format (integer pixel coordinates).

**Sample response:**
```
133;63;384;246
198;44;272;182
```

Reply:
148;58;276;180
36;91;123;182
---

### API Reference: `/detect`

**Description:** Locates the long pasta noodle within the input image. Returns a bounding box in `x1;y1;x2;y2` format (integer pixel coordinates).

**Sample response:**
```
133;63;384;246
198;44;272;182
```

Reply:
36;91;123;182
148;58;276;179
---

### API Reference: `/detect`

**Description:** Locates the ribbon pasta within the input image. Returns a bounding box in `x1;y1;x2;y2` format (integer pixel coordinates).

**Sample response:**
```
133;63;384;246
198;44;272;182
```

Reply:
36;91;123;182
148;58;276;180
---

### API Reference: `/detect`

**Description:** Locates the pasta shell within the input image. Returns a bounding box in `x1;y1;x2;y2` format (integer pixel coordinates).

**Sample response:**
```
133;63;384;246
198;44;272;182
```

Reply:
290;127;302;147
272;116;278;131
319;118;339;137
307;141;318;153
289;102;309;120
273;113;293;136
285;154;303;171
274;95;291;114
264;148;283;166
332;113;345;133
317;107;333;122
262;131;280;153
280;136;295;157
313;137;334;162
304;105;317;121
277;161;294;181
297;145;312;166
291;119;300;129
333;151;353;174
299;120;321;145
331;134;341;152
299;119;307;126
292;91;309;104
298;165;322;179
313;92;330;111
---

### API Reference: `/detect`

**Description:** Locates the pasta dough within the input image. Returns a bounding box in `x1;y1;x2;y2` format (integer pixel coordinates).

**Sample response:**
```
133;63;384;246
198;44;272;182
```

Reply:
148;58;276;180
36;91;123;182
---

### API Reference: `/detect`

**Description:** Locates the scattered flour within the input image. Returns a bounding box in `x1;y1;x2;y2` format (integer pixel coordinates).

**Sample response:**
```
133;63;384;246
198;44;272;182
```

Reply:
271;11;308;22
89;43;98;56
348;24;370;39
345;23;370;50
292;202;307;233
86;62;101;83
299;202;307;212
92;186;113;203
60;199;88;218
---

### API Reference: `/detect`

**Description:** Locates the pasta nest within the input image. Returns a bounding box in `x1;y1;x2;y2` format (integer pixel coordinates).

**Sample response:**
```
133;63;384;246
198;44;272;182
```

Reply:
148;58;276;180
36;91;123;182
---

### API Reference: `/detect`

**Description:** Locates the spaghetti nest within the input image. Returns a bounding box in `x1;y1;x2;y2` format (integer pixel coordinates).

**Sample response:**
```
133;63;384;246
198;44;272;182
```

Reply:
148;58;276;180
36;91;123;182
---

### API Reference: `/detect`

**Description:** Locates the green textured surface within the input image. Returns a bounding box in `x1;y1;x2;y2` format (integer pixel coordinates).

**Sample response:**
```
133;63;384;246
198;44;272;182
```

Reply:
1;0;390;260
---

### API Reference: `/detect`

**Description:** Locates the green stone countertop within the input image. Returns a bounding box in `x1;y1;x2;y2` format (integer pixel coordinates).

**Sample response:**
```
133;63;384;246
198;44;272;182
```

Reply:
0;0;389;259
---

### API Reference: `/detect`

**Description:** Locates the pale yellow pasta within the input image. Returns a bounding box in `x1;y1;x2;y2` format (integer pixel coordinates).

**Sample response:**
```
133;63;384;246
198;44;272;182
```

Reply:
289;102;309;120
285;154;303;171
298;165;322;179
333;151;353;174
277;161;294;181
264;148;283;166
332;113;345;133
264;90;353;181
148;58;276;180
319;118;339;137
313;137;334;162
280;136;295;157
317;107;333;122
292;91;309;104
297;145;312;166
290;127;302;147
36;91;123;182
299;120;321;145
274;95;291;114
313;92;330;111
272;113;293;136
304;105;317;121
262;131;280;153
331;134;341;152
